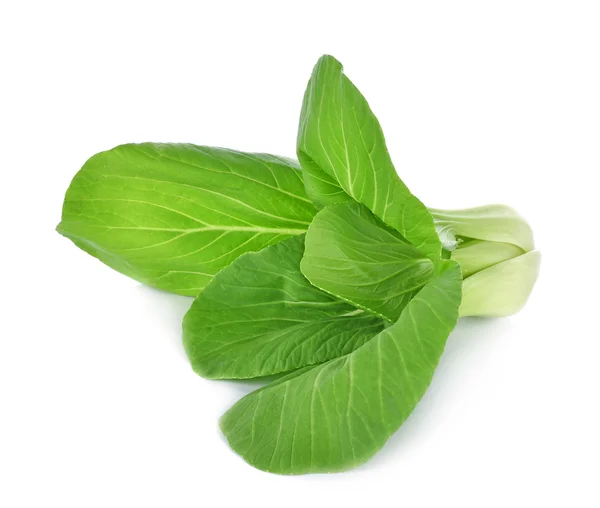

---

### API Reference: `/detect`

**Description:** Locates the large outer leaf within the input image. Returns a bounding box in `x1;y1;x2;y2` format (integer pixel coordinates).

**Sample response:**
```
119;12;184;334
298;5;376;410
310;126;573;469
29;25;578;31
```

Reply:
220;260;461;474
57;143;316;296
183;235;384;379
301;202;434;321
297;55;441;259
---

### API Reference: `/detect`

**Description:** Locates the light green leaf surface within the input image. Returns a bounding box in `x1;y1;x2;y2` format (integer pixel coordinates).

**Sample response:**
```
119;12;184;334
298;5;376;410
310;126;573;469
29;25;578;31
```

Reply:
220;260;462;474
57;143;317;296
297;55;441;259
460;250;541;317
301;202;435;321
183;235;384;379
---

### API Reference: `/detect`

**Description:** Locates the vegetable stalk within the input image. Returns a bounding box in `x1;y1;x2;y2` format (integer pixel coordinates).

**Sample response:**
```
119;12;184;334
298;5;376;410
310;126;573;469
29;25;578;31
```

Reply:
431;205;540;316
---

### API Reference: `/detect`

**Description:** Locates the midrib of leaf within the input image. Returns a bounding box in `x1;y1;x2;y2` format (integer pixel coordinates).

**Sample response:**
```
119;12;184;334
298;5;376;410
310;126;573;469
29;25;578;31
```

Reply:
59;221;307;236
199;313;380;358
352;100;379;209
70;178;313;227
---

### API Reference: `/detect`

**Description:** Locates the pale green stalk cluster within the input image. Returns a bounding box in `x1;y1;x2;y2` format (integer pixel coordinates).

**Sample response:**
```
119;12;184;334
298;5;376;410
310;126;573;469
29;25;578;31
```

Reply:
431;205;540;316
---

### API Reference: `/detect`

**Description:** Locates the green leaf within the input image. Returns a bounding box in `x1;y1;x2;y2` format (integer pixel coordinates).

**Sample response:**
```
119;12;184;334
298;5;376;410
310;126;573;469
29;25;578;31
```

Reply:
301;202;435;322
220;260;462;474
57;143;317;296
183;235;384;379
297;55;441;259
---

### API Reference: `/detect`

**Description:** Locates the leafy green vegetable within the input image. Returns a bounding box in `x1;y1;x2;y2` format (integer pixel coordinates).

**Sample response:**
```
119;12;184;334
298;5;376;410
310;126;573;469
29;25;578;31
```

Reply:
183;235;384;379
56;53;541;476
220;260;462;474
57;143;316;296
301;201;434;321
297;55;441;259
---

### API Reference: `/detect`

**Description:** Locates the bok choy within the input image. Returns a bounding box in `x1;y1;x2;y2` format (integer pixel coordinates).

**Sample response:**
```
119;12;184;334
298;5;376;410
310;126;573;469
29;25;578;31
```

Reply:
57;55;540;474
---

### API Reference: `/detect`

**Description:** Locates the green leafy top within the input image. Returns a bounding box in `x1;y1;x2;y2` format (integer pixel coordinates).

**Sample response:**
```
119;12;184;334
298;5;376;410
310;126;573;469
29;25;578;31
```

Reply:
55;53;539;476
57;143;316;296
220;259;462;474
297;55;441;259
183;235;384;379
301;202;434;322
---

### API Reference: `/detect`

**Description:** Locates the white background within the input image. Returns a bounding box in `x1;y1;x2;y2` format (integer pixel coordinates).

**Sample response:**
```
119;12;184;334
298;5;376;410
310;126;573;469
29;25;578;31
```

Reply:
1;1;599;507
